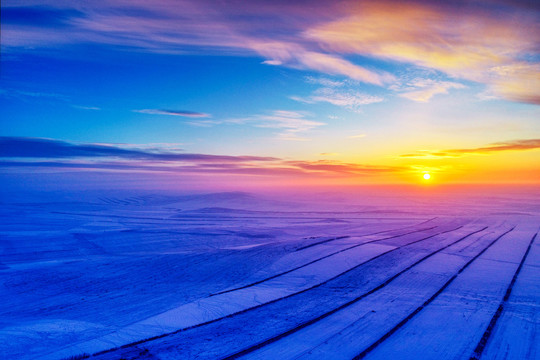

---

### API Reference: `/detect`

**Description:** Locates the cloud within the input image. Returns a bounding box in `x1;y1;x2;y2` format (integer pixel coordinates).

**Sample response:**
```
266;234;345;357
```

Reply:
2;1;248;49
293;75;383;110
261;59;282;66
3;2;393;85
348;134;366;139
72;105;101;110
134;108;323;138
305;1;540;104
2;6;83;28
4;1;538;103
286;160;404;175
305;76;345;87
0;159;405;178
134;109;210;118
489;63;540;105
0;137;405;178
396;79;466;102
251;40;393;85
0;137;274;162
400;139;540;159
292;87;383;111
0;88;69;102
228;110;325;140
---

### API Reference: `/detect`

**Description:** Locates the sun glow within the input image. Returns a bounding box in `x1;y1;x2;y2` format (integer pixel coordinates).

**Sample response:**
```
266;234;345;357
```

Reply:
423;173;431;180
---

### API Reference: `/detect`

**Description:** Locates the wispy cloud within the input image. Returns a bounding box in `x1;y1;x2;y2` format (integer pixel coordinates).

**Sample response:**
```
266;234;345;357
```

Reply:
0;137;273;162
134;109;210;118
228;110;325;141
2;2;393;85
305;76;345;87
394;78;466;102
292;87;383;111
251;40;393;85
293;74;383;111
132;108;324;139
72;105;101;111
0;88;69;102
400;139;540;159
489;63;540;105
3;1;538;103
286;160;404;175
2;6;83;28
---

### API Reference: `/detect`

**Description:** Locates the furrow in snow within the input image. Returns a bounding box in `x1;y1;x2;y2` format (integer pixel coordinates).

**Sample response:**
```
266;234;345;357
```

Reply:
48;224;465;359
474;230;539;360
219;225;494;360
355;224;536;360
211;224;442;296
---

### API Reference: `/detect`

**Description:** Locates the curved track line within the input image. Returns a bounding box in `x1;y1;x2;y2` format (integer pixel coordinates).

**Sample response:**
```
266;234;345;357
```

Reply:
87;226;465;358
352;227;515;360
296;217;438;251
219;226;490;360
210;225;439;297
469;231;538;360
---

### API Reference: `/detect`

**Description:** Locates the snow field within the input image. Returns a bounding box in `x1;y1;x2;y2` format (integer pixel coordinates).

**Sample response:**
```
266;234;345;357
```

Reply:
1;193;538;360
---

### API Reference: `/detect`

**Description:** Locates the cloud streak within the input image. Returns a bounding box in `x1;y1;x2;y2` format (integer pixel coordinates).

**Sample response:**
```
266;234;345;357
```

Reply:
252;41;393;85
0;137;274;162
0;1;392;86
228;110;325;141
395;79;466;103
400;139;540;159
292;87;383;111
286;160;403;175
2;6;83;28
134;109;210;118
0;137;404;177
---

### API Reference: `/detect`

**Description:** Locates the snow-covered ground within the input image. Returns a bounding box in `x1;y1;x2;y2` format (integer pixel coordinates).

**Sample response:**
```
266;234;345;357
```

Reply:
1;190;538;359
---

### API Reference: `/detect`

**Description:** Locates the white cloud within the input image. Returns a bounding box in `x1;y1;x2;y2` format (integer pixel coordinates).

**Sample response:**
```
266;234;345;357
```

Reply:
250;40;394;86
134;109;210;118
226;110;325;141
396;79;466;102
348;133;367;139
305;76;345;87
72;105;101;110
292;88;383;111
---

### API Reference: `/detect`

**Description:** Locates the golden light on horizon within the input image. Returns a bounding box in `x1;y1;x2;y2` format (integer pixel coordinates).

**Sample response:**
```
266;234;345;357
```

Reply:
423;173;431;180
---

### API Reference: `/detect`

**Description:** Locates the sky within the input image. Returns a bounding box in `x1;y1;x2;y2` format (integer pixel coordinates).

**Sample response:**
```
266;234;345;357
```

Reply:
1;0;539;192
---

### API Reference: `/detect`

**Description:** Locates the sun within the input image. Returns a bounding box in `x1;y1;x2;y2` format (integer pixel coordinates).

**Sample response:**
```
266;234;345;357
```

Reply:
423;173;431;180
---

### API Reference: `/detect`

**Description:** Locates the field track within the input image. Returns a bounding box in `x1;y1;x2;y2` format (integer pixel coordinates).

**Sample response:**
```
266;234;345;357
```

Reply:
45;215;539;360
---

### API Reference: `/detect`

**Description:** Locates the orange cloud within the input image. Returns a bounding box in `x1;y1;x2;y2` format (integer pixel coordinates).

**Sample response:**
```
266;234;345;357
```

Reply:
305;1;540;104
400;139;540;159
490;63;540;105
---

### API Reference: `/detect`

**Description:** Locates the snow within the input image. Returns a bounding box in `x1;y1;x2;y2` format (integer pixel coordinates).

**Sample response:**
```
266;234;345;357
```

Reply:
477;233;540;360
363;224;534;360
0;190;539;360
241;225;508;359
